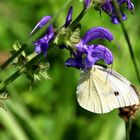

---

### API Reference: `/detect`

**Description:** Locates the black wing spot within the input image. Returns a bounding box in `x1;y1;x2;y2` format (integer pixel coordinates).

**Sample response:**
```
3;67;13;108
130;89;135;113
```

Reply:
114;91;119;96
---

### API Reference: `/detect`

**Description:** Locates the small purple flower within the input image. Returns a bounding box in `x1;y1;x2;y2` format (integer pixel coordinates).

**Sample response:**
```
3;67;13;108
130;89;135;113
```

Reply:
83;44;113;68
101;0;134;24
65;27;114;70
118;0;134;10
30;16;52;35
64;7;73;27
84;0;91;9
65;53;83;69
76;27;113;53
33;25;54;55
81;27;113;44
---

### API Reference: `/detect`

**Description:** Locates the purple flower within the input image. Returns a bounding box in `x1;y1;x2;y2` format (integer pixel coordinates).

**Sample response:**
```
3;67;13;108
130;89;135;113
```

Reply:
65;53;83;69
65;27;114;70
83;44;113;69
64;7;73;27
84;0;91;9
101;0;134;24
76;27;113;53
30;16;52;35
33;25;54;55
118;0;134;10
32;7;74;56
81;27;113;44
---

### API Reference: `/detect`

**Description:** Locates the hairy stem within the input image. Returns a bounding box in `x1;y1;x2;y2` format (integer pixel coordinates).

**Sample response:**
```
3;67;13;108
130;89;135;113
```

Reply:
0;44;27;72
0;53;43;93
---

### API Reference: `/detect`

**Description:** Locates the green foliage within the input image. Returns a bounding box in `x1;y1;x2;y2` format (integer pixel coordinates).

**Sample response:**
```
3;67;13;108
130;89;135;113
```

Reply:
0;0;140;140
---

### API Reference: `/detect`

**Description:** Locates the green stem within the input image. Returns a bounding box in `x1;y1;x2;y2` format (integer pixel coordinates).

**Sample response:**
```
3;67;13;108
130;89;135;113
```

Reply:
0;53;43;93
0;44;27;72
0;0;86;92
0;0;73;71
112;0;140;83
70;8;87;29
125;119;131;140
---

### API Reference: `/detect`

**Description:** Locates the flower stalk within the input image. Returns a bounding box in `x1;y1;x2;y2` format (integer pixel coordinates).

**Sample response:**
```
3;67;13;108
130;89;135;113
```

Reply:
125;119;131;140
112;0;140;83
70;8;87;29
0;44;27;72
0;53;43;93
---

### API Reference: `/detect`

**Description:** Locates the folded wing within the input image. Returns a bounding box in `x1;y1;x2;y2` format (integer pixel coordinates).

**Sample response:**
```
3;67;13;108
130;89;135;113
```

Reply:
76;65;139;114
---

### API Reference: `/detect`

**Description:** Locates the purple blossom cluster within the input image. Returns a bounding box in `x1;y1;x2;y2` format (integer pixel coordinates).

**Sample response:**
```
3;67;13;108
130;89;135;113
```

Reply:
101;0;134;24
30;16;54;56
65;26;113;69
84;0;134;24
30;0;134;70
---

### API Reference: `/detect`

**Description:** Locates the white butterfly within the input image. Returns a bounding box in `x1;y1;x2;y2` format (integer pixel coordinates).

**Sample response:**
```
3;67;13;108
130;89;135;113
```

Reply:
76;65;140;114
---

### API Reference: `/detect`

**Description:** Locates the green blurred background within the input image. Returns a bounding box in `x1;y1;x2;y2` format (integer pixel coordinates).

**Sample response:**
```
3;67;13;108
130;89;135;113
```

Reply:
0;0;140;140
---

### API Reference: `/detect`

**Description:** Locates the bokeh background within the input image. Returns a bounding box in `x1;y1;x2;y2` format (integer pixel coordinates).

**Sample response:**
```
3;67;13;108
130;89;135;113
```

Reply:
0;0;140;140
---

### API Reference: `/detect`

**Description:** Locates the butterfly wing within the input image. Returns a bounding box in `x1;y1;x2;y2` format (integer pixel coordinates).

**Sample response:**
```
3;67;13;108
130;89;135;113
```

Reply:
76;65;139;114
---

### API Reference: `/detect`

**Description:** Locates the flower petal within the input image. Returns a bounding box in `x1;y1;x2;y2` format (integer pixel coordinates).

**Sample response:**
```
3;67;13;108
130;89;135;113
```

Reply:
75;40;87;54
33;25;54;56
84;44;113;68
65;57;83;69
127;2;134;11
46;25;54;41
84;0;91;9
111;13;127;24
101;1;113;14
30;16;52;35
34;45;41;54
84;57;100;69
34;40;48;56
64;6;73;27
82;27;114;44
101;0;134;24
111;16;120;24
117;0;134;10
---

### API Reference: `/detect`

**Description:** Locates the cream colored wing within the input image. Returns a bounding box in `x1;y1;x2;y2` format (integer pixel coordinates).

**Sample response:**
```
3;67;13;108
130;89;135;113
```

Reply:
76;65;139;114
